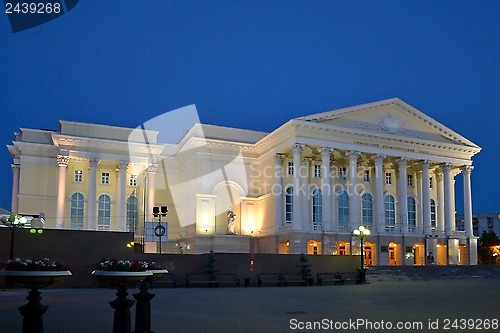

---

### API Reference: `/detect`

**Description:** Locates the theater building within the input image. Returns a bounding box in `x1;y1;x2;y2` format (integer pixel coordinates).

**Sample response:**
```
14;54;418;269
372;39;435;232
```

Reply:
8;98;481;265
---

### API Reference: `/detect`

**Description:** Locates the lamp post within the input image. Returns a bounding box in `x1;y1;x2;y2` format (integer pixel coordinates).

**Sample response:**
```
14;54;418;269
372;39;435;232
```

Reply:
1;214;29;260
352;225;370;284
152;206;168;254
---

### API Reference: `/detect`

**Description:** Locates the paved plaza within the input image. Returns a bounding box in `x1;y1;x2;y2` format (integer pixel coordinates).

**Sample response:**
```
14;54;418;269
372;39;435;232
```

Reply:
1;274;499;333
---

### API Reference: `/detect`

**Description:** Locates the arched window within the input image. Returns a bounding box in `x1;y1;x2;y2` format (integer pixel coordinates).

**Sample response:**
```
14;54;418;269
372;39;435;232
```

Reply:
362;193;373;227
384;195;395;228
98;194;111;231
126;196;139;232
338;191;349;227
69;192;84;230
312;189;322;231
407;197;416;230
430;199;436;230
285;186;293;223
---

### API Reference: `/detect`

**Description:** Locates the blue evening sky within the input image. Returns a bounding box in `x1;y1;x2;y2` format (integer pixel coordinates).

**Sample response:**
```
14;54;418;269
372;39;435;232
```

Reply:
0;1;499;214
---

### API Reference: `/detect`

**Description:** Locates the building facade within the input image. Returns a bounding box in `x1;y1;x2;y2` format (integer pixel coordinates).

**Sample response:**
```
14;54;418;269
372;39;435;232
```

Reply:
8;98;481;265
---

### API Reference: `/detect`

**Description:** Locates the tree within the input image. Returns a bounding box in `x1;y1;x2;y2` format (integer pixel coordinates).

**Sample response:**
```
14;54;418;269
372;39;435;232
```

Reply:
478;231;500;264
297;253;312;283
204;251;218;275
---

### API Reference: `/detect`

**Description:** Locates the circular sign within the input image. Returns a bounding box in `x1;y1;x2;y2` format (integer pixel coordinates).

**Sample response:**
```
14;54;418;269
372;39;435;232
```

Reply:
154;225;166;237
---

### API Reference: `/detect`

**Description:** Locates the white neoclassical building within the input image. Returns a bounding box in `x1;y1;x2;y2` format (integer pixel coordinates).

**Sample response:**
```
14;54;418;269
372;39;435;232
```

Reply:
8;98;481;266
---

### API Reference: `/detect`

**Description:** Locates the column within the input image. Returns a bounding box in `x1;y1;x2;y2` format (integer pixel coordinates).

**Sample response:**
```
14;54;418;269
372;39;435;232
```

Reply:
421;161;432;235
321;148;332;232
397;158;409;234
146;163;158;222
442;163;454;236
348;151;360;231
436;171;445;235
116;161;128;231
87;159;99;230
274;153;285;230
56;155;69;229
303;157;313;229
416;170;423;234
373;155;385;233
11;163;20;213
462;165;474;237
292;144;304;231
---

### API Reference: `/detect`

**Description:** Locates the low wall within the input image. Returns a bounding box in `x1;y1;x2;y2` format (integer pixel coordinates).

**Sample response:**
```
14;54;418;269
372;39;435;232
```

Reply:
0;228;359;288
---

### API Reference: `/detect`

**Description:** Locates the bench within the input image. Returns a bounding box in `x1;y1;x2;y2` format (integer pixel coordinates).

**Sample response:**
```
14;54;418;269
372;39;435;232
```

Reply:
152;272;176;288
215;273;240;287
340;272;361;285
282;273;306;286
186;273;217;288
257;273;282;287
317;273;342;286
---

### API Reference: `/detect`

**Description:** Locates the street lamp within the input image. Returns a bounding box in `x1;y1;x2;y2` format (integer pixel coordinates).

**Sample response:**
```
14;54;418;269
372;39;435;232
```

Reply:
353;225;370;284
153;206;168;254
1;214;30;260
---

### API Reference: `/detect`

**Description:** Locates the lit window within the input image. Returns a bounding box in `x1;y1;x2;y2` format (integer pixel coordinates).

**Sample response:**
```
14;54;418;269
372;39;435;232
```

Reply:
312;189;322;230
101;172;110;185
362;193;373;227
288;161;294;175
129;175;137;187
362;169;370;183
338;191;349;226
285;187;293;223
69;193;84;230
98;194;111;231
126;196;138;232
407;197;416;229
385;195;395;227
407;175;413;187
430;199;436;230
74;170;83;183
385;172;392;185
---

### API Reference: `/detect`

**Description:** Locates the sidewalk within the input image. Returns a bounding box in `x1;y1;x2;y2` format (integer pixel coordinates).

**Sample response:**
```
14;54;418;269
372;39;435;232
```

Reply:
1;276;499;333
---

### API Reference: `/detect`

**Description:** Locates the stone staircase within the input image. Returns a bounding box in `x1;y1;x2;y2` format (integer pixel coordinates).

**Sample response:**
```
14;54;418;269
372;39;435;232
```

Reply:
367;265;500;281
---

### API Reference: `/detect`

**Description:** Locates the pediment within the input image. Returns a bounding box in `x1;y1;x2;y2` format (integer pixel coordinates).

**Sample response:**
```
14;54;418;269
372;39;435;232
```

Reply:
297;98;479;149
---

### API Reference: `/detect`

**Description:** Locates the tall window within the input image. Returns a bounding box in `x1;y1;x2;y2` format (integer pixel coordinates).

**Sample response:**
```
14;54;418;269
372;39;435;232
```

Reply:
285;186;293;223
385;172;392;185
339;167;347;180
338;191;349;227
363;170;370;182
98;194;111;230
312;189;322;230
69;192;84;229
288;161;294;175
101;172;110;184
126;196;139;232
407;197;416;229
362;193;373;227
430;199;436;230
314;164;321;178
384;195;395;228
74;170;83;183
129;175;137;187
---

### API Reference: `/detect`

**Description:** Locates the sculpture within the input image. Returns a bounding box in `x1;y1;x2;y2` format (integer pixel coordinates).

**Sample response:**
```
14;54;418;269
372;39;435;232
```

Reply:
227;209;236;234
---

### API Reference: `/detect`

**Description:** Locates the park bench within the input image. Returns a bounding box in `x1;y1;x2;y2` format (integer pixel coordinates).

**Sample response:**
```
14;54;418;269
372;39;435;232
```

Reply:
317;273;342;286
215;273;240;287
282;273;306;286
152;272;176;288
186;273;217;288
257;273;282;287
340;272;361;285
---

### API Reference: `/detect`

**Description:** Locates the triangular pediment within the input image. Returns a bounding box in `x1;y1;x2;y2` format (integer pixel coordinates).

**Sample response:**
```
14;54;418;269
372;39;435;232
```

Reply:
296;98;479;149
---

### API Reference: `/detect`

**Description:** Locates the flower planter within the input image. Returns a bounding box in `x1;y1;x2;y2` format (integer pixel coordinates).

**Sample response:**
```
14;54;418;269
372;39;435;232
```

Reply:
0;270;72;288
92;270;152;287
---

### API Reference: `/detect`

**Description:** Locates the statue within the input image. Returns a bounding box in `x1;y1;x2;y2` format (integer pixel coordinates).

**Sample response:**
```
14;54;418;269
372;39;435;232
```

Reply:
226;209;236;235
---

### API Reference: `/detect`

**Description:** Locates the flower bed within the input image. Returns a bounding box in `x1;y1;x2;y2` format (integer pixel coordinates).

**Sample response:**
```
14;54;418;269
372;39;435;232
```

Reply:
1;258;68;271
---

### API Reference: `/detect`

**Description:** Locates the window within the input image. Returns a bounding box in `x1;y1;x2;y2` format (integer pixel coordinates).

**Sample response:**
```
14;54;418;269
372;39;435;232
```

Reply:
430;199;436;230
285;187;293;223
362;193;373;227
69;193;84;229
314;164;321;178
339;166;347;180
407;197;416;229
98;194;111;230
407;175;413;187
129;175;137;187
385;172;392;185
488;217;494;230
74;170;83;183
338;191;349;227
312;189;322;230
288;161;294;175
384;195;395;228
101;172;110;184
429;177;433;189
363;169;370;183
126;196;139;232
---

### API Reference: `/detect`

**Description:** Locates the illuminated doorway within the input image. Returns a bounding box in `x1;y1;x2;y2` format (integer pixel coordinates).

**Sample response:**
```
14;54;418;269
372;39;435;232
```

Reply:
364;242;375;266
437;244;447;265
307;240;322;255
389;242;400;266
459;244;467;265
413;243;425;266
279;240;290;254
337;241;350;255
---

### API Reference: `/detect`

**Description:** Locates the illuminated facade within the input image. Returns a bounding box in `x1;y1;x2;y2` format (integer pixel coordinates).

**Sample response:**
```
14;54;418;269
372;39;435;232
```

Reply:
8;98;481;265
